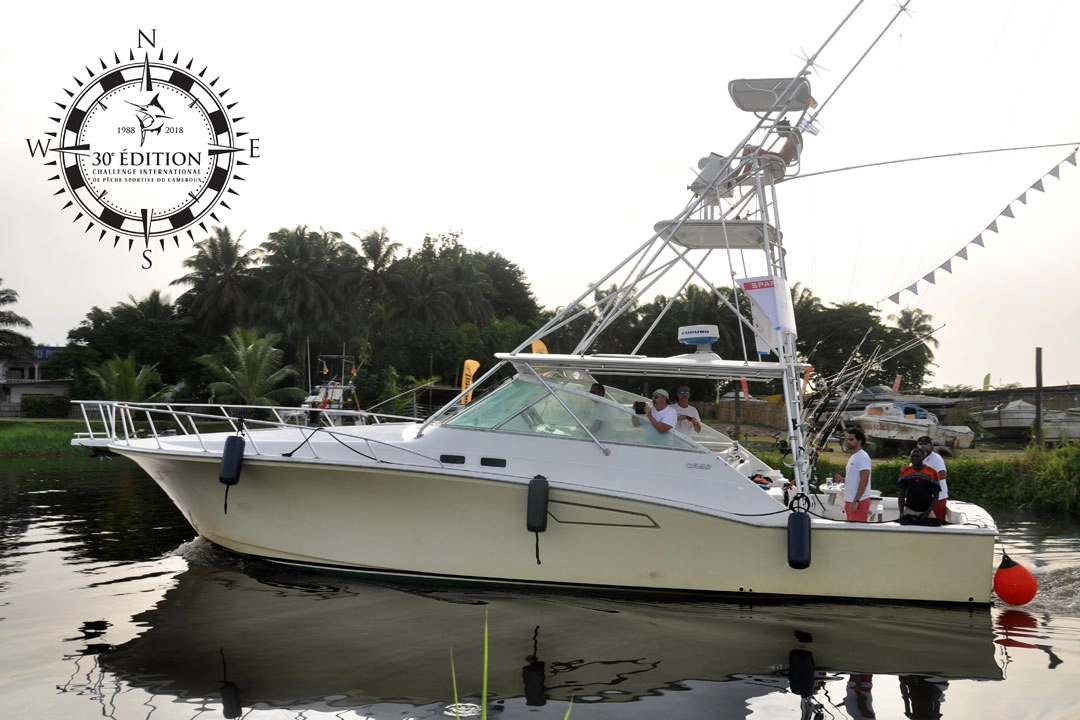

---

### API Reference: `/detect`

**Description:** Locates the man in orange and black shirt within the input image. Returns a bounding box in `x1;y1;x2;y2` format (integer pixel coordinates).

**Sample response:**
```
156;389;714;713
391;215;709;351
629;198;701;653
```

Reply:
897;447;941;522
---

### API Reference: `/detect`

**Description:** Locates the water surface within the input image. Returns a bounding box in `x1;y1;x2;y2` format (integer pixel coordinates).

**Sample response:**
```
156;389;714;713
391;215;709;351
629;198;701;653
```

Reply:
1;457;1078;719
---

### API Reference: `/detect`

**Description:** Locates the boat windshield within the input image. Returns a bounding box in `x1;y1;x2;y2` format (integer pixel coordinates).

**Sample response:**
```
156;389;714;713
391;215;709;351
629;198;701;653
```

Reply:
445;376;697;449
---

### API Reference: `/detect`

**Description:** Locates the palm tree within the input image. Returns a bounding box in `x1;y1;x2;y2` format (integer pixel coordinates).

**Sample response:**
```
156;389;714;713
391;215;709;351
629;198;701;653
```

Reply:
441;254;494;328
386;263;456;329
0;278;34;359
118;289;176;323
352;228;401;303
256;226;346;377
197;328;306;406
888;307;939;349
791;281;824;317
86;354;173;401
170;226;264;335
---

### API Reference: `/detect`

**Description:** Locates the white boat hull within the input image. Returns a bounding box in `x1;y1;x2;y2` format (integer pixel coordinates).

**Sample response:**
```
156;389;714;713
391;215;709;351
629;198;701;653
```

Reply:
113;423;996;605
856;417;975;449
972;401;1080;441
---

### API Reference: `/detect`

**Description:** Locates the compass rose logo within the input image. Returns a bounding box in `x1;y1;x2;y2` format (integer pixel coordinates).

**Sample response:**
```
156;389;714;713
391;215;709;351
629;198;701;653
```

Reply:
25;29;261;269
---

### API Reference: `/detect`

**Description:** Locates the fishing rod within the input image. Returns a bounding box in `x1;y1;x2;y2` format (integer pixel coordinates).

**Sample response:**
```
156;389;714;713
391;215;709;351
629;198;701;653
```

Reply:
801;325;942;455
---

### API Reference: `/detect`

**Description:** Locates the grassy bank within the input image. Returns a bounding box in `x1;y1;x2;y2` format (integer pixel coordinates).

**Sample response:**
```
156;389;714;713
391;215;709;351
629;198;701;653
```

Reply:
0;419;90;459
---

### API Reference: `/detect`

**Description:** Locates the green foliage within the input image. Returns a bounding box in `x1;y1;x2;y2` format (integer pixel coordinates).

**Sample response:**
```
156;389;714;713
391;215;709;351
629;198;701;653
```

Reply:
87;354;174;401
0;420;85;457
931;384;974;394
50;290;208;398
19;394;71;419
197;328;306;406
170;226;264;337
0;277;34;360
38;223;941;409
1001;444;1080;513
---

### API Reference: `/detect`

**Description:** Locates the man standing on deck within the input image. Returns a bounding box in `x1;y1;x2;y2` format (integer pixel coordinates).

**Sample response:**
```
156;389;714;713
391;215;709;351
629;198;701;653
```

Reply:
833;427;873;521
897;447;941;522
673;385;702;436
917;435;949;521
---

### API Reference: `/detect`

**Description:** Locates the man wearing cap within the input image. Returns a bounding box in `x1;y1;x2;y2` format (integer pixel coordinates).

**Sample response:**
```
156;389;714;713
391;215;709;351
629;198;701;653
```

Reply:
645;389;678;444
897;447;941;522
917;436;949;520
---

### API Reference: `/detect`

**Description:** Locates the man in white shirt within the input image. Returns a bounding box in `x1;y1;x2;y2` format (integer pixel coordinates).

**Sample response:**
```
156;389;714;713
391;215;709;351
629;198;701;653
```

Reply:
833;426;873;521
645;389;678;444
673;385;702;436
917;435;949;521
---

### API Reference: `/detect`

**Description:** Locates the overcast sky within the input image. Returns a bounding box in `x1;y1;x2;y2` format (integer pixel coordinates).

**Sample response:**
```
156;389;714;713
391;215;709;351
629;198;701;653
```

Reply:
2;0;1077;389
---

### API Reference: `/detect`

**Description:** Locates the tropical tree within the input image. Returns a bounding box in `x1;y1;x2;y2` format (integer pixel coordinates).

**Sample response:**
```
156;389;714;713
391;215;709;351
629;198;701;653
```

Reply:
887;307;939;349
886;306;938;389
386;262;456;329
256;226;355;379
0;278;34;359
476;250;540;322
49;290;200;398
352;227;402;303
197;328;306;406
170;226;264;336
86;354;173;401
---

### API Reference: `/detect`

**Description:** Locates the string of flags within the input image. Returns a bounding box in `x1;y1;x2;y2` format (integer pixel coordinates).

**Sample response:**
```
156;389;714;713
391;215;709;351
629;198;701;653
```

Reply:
884;147;1077;304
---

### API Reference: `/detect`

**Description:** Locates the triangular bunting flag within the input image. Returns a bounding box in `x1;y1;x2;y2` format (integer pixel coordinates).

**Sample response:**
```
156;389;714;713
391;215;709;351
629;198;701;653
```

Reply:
883;147;1074;307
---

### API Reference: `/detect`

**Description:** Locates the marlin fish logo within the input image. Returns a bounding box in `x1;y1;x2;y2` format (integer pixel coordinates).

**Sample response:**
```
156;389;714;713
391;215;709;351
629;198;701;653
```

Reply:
126;93;171;147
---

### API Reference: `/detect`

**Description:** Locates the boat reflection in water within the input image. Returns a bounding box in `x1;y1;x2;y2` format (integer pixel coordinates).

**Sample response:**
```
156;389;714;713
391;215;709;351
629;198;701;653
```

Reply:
95;554;1004;718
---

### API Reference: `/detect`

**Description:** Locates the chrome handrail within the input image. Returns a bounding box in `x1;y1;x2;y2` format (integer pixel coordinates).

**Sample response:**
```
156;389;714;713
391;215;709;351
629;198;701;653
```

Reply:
70;400;442;468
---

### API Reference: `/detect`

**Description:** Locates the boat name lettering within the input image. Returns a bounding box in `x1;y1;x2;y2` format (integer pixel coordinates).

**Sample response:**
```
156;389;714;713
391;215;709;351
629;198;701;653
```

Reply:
686;462;712;470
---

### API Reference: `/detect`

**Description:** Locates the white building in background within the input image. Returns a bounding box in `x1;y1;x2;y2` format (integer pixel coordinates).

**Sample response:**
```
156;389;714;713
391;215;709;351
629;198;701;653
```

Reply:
0;345;70;409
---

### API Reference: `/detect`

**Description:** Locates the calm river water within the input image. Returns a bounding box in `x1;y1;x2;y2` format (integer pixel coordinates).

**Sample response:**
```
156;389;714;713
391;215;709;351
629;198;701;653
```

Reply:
2;456;1079;720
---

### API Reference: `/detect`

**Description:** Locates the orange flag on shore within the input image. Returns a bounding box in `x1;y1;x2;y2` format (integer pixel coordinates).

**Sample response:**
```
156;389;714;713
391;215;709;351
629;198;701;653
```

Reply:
461;359;480;404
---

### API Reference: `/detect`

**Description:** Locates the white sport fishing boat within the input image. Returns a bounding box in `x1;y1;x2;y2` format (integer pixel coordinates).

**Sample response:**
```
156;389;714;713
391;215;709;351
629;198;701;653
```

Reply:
853;401;975;450
72;4;1002;605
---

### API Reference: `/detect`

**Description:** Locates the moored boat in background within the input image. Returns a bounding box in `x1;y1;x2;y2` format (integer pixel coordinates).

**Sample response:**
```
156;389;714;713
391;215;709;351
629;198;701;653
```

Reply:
971;399;1080;441
852;401;975;452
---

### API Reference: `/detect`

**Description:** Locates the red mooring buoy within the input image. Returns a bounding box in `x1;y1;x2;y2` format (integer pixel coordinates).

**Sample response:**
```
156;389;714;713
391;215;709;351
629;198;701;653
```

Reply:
993;554;1038;606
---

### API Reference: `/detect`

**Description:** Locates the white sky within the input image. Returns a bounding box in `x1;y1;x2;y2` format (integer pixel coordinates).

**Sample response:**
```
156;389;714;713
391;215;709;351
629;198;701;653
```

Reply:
2;0;1077;389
